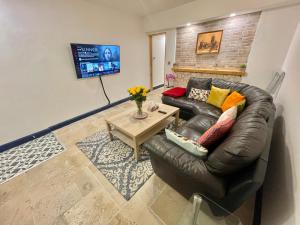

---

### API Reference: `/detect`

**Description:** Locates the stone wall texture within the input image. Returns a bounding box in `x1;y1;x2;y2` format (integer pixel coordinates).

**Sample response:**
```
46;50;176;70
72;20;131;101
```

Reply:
174;12;261;86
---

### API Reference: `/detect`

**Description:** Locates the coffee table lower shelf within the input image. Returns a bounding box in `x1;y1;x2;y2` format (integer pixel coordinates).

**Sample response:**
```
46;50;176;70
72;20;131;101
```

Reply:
106;117;175;161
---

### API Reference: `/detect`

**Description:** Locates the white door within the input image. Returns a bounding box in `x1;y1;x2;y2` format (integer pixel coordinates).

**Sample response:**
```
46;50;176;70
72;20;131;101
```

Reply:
152;34;166;88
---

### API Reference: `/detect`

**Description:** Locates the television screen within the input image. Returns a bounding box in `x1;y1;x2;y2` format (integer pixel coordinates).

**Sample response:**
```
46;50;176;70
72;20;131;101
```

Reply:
70;43;120;78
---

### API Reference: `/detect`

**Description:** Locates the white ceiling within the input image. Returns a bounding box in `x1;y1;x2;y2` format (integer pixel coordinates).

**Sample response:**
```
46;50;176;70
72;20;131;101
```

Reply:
89;0;196;16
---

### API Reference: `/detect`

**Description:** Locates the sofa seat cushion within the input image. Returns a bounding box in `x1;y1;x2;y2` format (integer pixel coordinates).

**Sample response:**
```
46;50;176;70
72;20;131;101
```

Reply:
176;115;217;142
162;95;222;119
143;135;227;198
162;96;195;112
192;102;222;119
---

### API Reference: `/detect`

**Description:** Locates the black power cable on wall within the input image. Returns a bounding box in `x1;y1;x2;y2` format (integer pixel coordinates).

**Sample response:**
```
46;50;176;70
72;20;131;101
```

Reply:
98;76;111;105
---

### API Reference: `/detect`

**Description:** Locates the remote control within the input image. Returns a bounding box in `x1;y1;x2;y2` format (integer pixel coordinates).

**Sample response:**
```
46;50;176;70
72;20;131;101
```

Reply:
158;110;167;114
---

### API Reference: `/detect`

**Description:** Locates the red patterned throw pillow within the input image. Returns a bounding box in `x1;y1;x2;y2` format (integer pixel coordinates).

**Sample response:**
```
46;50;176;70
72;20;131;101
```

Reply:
198;118;235;148
163;87;186;98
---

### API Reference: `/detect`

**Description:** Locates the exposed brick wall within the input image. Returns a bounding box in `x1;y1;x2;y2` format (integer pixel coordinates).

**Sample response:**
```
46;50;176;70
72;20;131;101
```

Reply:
176;12;260;68
174;12;260;86
174;73;242;87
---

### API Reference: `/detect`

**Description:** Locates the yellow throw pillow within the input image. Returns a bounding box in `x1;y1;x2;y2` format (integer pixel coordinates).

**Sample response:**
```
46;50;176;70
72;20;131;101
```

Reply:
206;86;230;108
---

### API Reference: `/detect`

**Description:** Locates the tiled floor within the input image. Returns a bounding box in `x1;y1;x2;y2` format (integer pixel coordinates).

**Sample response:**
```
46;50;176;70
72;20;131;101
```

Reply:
0;88;254;225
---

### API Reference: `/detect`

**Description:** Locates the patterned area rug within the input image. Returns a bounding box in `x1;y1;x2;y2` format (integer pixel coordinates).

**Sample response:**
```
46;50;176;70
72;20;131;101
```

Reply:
76;130;153;200
76;119;186;200
0;133;64;183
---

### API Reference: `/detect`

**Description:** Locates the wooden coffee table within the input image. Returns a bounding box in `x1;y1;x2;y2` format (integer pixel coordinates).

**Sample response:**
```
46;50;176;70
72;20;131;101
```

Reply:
105;103;179;161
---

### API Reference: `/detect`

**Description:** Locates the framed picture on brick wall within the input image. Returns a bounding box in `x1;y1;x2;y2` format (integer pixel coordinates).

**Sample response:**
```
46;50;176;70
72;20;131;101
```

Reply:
196;30;223;54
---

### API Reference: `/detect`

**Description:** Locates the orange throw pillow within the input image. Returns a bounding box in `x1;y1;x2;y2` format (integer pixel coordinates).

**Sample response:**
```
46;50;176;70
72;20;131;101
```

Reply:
221;91;245;112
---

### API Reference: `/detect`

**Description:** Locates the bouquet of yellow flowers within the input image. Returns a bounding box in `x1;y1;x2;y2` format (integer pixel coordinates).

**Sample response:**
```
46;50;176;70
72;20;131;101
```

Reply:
128;86;149;117
127;85;149;102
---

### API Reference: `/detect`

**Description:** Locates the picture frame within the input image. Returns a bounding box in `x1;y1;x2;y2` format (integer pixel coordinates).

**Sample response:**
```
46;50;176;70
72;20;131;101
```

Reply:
196;30;223;55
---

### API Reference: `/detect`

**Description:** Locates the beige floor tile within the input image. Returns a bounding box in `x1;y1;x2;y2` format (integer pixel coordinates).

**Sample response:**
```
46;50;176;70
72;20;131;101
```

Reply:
26;154;78;190
52;216;68;225
27;155;96;200
31;183;82;225
0;194;34;225
56;146;92;169
130;174;166;206
112;198;164;225
0;172;30;207
63;189;119;225
150;184;189;225
107;213;138;225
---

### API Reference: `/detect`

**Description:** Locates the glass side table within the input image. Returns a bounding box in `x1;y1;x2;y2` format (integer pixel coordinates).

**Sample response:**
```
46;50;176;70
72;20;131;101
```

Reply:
177;194;242;225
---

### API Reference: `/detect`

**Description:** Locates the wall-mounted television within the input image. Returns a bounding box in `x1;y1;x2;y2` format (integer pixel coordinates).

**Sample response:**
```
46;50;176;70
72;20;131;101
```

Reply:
70;43;120;79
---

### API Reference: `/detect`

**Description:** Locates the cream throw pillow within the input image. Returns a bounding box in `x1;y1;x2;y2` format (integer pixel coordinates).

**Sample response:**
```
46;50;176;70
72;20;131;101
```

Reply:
165;129;208;157
217;106;238;123
188;88;210;102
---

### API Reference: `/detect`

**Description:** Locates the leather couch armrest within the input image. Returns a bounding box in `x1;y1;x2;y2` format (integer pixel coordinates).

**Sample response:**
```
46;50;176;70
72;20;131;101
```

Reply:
212;158;267;212
143;135;227;198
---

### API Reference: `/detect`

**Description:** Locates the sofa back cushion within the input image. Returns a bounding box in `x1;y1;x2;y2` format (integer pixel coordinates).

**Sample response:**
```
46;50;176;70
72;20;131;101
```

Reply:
206;114;269;175
240;86;273;105
212;79;249;92
186;78;212;97
205;95;275;176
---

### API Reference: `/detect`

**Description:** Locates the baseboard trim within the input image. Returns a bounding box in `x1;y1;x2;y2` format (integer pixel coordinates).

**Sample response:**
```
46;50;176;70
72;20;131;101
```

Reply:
153;84;164;90
0;84;165;153
0;96;130;153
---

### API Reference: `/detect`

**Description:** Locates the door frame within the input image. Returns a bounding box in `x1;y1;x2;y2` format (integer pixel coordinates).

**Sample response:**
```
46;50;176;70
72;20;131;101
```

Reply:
149;32;166;90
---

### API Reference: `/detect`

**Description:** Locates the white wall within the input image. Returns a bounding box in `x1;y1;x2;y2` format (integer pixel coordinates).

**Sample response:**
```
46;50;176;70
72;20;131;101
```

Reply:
144;0;300;32
0;0;149;145
243;5;300;89
262;22;300;225
152;34;166;87
164;29;177;77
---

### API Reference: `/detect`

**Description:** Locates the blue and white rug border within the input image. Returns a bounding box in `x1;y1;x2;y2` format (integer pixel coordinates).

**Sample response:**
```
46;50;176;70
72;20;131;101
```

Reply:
0;132;65;185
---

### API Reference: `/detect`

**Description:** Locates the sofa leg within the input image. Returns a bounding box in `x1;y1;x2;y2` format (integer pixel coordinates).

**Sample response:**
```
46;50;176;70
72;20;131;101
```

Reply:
253;186;263;225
